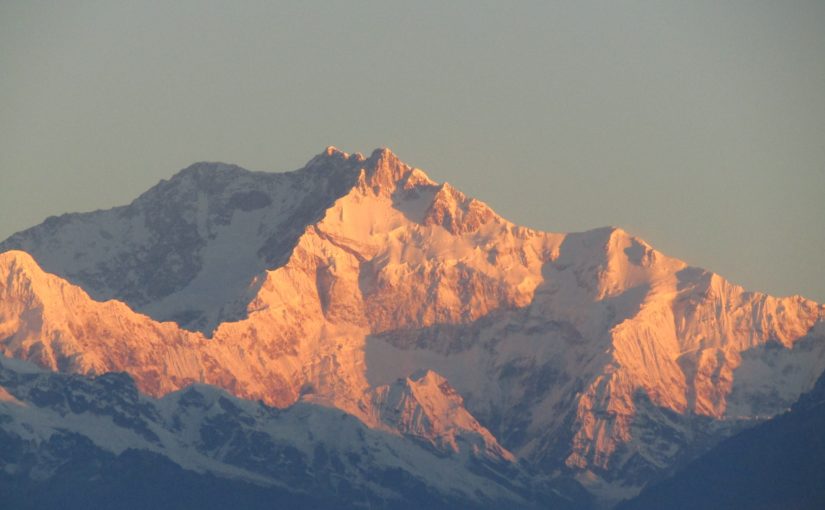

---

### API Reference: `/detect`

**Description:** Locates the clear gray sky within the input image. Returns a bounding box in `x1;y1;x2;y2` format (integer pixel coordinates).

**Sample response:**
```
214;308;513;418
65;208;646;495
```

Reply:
1;1;823;302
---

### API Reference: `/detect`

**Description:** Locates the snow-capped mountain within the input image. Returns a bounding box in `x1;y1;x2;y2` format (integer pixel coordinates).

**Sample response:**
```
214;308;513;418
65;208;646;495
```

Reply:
1;147;823;505
0;151;363;333
0;356;577;509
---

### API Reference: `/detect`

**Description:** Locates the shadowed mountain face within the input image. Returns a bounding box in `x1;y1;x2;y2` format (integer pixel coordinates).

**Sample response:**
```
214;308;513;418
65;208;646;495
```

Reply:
0;357;586;510
1;147;823;506
616;370;825;510
0;149;365;333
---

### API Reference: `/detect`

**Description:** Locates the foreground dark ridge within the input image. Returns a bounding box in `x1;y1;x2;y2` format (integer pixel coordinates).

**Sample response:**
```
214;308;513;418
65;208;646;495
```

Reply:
617;370;825;510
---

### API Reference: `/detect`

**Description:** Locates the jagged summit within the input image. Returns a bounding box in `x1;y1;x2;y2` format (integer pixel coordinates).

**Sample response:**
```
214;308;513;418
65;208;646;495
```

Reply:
363;147;411;190
305;145;362;170
324;145;346;156
422;181;501;234
304;146;431;195
0;249;36;266
0;147;493;334
371;369;514;462
167;147;417;193
1;146;824;507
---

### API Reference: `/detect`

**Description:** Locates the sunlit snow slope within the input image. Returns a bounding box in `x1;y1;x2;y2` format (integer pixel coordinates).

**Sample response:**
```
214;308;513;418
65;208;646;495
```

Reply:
1;147;823;499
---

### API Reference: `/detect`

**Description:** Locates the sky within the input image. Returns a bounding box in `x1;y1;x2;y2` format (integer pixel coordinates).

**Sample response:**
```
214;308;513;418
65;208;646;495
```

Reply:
1;0;823;302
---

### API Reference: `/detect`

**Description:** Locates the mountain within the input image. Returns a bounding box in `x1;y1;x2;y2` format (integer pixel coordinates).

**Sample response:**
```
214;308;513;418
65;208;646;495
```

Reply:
0;152;363;334
0;356;583;509
616;369;825;510
1;147;823;505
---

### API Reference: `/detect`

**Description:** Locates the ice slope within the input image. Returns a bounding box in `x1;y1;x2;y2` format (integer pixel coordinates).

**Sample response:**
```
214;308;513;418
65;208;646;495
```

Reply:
0;150;364;333
1;147;823;502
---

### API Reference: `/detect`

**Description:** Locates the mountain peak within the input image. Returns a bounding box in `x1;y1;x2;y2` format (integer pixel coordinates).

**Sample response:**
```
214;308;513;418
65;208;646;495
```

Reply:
323;145;344;157
362;147;413;192
0;250;51;288
320;145;368;160
305;146;435;195
368;146;398;162
305;146;362;171
0;249;37;267
174;161;250;179
421;182;500;234
372;369;514;461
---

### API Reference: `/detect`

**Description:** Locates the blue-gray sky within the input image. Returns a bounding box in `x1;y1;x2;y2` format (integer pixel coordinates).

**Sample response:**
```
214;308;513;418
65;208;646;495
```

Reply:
1;1;823;301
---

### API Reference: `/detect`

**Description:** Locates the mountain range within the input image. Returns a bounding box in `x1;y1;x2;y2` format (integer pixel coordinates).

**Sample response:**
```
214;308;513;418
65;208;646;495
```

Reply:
1;147;823;508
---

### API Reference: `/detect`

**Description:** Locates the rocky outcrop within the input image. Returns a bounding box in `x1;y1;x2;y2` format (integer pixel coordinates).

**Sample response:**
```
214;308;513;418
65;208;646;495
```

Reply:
371;370;513;462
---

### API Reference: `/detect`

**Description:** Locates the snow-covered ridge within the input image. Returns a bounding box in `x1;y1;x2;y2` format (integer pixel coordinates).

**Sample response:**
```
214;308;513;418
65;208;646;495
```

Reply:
1;147;824;505
0;147;507;335
371;370;514;462
0;149;364;333
0;355;561;508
